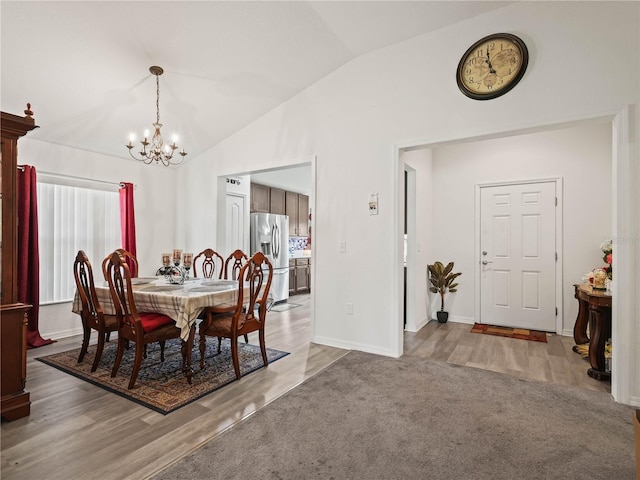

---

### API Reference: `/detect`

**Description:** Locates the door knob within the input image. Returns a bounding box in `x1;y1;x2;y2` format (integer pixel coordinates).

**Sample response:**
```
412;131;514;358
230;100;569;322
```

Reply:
482;260;493;265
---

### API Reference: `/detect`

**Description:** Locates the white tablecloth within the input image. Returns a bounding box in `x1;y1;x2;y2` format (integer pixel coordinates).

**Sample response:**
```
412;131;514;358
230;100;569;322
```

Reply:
72;277;240;340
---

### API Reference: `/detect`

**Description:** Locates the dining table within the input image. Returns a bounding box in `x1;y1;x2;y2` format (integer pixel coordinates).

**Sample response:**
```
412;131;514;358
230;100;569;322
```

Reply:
71;275;243;380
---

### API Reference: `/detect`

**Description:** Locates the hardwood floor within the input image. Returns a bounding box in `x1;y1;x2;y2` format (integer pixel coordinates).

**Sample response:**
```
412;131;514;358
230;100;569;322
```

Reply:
405;320;610;394
1;297;610;479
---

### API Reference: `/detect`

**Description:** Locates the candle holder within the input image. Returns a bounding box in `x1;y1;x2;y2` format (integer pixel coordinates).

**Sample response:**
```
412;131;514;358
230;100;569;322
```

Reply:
156;251;187;284
182;253;193;280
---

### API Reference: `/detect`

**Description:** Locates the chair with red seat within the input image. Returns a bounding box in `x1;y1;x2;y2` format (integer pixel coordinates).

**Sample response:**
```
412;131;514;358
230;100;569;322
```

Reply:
104;250;193;389
102;248;138;279
198;252;273;377
73;250;118;372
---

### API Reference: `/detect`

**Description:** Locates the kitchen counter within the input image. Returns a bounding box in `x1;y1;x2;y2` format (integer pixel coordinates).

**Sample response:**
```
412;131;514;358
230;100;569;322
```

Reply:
290;250;312;259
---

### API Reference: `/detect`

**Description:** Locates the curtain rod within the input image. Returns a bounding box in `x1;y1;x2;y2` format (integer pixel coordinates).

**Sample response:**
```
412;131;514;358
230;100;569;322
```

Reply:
25;169;136;189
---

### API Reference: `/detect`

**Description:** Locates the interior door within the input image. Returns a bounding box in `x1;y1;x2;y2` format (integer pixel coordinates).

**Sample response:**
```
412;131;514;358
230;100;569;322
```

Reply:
226;193;246;254
480;182;556;331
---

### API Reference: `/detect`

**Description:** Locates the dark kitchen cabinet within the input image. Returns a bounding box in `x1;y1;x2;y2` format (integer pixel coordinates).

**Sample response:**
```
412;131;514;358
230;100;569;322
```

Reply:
269;187;286;215
289;258;311;295
285;191;309;237
250;183;270;213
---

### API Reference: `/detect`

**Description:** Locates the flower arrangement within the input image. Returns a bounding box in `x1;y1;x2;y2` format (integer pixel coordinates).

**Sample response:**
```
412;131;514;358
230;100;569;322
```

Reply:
600;240;612;280
582;239;613;285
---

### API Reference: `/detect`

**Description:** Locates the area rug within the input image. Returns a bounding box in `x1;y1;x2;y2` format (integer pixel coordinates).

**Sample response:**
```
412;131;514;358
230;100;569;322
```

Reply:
151;351;634;480
36;339;289;414
471;323;548;343
270;303;301;312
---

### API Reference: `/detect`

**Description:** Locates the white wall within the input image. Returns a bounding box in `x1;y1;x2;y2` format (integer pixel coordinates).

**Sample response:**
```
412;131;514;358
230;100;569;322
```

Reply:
428;122;612;332
402;149;433;331
19;139;177;339
178;2;639;402
26;3;639;403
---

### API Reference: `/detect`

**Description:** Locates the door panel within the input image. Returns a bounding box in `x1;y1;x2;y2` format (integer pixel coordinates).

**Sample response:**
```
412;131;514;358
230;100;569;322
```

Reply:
226;194;246;254
480;182;556;331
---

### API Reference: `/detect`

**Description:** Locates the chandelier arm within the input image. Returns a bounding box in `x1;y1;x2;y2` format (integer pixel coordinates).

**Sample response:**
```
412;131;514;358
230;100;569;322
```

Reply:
127;148;154;164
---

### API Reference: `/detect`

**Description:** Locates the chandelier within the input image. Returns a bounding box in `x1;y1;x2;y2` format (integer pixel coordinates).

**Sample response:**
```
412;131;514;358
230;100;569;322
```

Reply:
126;66;187;166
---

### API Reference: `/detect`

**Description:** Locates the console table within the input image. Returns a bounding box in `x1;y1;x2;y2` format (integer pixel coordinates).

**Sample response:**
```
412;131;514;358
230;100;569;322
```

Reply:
572;283;611;380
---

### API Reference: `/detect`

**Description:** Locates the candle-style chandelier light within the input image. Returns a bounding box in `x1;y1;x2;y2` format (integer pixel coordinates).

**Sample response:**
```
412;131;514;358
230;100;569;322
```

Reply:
126;66;187;166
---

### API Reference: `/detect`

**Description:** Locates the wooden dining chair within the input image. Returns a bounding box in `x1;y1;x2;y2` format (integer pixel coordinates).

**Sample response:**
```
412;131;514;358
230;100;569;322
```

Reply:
104;250;193;389
198;252;273;377
223;249;249;281
215;249;250;344
193;248;224;279
101;248;138;280
73;250;119;372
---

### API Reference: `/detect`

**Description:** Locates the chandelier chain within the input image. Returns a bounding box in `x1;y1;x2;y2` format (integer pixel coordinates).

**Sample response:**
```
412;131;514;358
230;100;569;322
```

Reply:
156;74;160;125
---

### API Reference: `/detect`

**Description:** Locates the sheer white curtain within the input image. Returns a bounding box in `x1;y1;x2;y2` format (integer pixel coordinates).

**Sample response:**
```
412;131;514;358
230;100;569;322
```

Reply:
37;178;120;304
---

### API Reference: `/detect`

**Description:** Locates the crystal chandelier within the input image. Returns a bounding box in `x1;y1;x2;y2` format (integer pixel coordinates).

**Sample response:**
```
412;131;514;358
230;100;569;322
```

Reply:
126;66;187;166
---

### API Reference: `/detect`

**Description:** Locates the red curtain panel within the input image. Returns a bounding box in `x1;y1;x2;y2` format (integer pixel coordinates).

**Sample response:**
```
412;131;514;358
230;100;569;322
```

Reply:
119;182;137;274
17;165;54;348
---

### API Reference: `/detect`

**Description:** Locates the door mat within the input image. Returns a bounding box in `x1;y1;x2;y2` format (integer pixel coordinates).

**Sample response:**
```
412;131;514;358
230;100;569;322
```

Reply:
471;323;548;343
36;338;289;415
270;303;301;312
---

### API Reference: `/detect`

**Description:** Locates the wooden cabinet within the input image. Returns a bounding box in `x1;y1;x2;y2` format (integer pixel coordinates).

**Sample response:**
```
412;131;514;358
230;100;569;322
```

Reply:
1;106;37;421
250;184;308;235
285;191;309;237
269;187;286;215
289;258;311;295
250;183;270;213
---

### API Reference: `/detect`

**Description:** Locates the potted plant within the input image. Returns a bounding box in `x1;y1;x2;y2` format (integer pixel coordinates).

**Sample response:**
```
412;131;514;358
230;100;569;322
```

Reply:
428;261;462;323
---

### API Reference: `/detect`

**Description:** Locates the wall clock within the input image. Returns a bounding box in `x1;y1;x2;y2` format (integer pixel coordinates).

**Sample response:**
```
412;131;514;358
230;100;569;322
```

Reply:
456;33;528;100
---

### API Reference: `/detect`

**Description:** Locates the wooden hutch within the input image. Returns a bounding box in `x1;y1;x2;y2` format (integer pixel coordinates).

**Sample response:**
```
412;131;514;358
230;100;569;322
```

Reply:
1;105;38;421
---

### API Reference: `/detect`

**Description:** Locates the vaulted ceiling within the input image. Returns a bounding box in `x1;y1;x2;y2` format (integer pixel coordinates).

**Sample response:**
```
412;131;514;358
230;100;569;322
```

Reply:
1;1;509;162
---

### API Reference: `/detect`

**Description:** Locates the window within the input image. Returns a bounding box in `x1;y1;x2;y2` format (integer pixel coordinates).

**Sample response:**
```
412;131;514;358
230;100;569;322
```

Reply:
38;177;121;304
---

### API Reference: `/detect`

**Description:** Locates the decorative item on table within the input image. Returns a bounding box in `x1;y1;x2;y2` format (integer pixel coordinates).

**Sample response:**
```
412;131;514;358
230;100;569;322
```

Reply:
592;268;607;291
182;253;193;279
172;249;183;266
155;250;186;284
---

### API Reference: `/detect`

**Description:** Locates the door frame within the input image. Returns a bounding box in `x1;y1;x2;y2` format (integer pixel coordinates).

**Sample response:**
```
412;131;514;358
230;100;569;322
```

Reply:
474;177;564;335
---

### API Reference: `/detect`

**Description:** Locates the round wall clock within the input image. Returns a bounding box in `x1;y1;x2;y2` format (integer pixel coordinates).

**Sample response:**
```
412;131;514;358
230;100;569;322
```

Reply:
456;33;528;100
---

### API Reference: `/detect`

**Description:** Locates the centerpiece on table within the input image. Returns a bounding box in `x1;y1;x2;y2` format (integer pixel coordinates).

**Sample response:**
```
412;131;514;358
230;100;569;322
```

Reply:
155;250;193;284
582;240;612;291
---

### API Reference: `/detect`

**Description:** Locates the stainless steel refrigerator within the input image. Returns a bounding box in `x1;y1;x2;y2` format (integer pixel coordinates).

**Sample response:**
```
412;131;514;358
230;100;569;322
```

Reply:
250;213;289;303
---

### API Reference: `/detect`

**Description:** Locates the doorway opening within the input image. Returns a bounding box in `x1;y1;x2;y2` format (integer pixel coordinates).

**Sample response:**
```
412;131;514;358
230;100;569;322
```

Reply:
396;108;632;405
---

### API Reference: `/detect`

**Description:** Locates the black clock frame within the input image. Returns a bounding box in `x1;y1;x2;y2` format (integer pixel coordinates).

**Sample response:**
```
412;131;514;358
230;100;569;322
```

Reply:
456;33;529;100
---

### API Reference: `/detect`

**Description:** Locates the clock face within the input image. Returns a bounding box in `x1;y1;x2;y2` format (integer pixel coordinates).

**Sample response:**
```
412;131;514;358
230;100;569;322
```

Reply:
456;33;528;100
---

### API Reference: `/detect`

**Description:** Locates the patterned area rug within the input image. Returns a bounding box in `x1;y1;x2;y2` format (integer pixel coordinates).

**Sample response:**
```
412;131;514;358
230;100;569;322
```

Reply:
36;338;289;414
470;323;548;343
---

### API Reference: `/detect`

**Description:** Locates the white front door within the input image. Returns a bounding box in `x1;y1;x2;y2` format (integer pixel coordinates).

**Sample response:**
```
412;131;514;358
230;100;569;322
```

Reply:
226;193;246;254
480;182;556;331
